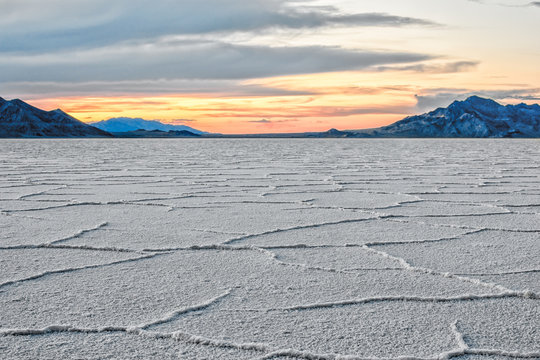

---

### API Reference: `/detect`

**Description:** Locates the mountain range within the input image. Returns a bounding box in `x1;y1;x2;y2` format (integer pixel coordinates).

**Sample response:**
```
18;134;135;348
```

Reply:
352;96;540;138
90;117;206;135
1;96;540;138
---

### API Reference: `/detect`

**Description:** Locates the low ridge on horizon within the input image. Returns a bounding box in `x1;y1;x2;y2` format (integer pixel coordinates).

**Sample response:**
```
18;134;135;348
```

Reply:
1;95;540;138
90;117;207;135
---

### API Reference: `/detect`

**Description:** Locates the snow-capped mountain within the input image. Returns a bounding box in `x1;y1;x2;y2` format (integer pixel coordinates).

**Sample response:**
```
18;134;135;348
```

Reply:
0;97;111;138
359;96;540;138
90;117;206;134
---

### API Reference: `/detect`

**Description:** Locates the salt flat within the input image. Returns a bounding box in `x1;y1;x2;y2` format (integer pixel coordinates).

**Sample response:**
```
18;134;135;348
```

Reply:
0;139;539;360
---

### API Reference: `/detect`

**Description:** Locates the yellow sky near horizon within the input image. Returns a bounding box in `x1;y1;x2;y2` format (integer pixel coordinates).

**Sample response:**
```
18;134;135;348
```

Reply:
29;64;538;133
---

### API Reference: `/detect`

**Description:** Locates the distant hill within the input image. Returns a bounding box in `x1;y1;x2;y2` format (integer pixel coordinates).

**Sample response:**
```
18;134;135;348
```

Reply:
90;117;206;135
0;97;111;138
353;96;540;138
112;129;201;138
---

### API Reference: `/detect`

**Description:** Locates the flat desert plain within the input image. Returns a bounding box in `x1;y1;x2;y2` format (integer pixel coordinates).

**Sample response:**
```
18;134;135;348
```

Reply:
0;139;539;360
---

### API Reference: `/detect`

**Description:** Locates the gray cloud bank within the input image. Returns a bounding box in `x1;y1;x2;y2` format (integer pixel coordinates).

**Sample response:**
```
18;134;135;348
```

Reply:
0;41;433;82
375;61;479;74
469;0;540;7
0;0;441;97
0;0;437;53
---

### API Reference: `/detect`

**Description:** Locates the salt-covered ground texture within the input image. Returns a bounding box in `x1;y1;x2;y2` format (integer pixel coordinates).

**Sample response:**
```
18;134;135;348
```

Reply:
1;139;539;360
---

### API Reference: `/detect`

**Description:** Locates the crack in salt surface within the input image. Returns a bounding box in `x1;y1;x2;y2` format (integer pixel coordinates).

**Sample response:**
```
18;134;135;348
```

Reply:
256;291;538;313
361;243;523;294
222;217;383;246
46;222;109;246
450;321;469;352
0;253;164;290
364;229;485;247
457;269;540;276
0;289;233;335
0;243;138;253
383;216;540;234
17;185;68;200
134;289;233;331
1;200;175;213
0;222;139;254
253;247;365;275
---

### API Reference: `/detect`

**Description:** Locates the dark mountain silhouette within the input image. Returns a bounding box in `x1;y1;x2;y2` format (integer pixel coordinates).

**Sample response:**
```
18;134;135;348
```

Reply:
0;97;111;138
354;96;540;138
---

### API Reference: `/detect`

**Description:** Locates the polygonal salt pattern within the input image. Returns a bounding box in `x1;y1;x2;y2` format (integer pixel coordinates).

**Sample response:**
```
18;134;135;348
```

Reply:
1;139;539;359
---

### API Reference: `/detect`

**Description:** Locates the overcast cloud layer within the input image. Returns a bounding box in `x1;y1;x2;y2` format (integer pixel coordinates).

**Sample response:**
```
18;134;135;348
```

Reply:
0;41;433;82
0;0;441;96
0;0;436;53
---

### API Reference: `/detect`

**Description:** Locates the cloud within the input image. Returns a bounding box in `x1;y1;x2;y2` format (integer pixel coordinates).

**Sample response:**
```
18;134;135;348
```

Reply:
246;118;301;125
0;41;433;83
375;61;479;74
173;119;197;123
0;0;437;53
248;119;273;123
468;0;540;7
0;79;316;99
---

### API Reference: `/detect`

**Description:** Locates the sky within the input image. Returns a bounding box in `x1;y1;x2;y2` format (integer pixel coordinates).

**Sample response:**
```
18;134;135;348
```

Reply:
1;0;539;133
